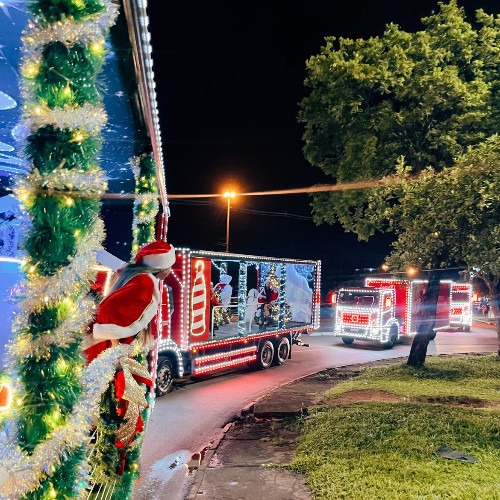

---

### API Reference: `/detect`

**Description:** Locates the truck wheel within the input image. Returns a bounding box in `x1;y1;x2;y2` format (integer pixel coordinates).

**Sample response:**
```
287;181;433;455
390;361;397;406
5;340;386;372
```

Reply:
382;325;398;349
342;337;354;345
256;340;274;369
273;337;290;365
156;356;174;397
464;325;470;332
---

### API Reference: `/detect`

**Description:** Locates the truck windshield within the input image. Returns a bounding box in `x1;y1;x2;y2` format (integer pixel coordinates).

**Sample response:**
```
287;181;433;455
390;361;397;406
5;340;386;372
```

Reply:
451;291;469;302
337;291;379;307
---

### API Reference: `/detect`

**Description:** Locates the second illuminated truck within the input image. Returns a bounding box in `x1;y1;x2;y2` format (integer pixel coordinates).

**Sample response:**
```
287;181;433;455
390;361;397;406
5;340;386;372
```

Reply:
334;278;472;348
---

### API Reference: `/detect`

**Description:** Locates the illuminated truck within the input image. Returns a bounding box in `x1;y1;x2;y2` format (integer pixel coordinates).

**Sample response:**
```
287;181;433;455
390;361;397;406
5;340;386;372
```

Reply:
153;248;321;396
334;278;453;348
449;282;473;331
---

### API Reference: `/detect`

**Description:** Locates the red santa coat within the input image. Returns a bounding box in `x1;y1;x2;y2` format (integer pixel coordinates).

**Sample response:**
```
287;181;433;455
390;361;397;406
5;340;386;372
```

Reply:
258;284;278;304
85;273;161;363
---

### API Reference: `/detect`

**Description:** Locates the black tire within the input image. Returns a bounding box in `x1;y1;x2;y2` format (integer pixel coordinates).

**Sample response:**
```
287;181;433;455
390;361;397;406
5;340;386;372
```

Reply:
464;325;470;332
256;340;274;369
156;356;174;397
382;325;398;349
273;337;290;365
342;337;355;345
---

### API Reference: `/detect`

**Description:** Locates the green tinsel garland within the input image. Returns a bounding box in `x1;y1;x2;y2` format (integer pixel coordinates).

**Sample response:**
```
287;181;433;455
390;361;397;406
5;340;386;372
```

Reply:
131;152;159;255
31;0;105;25
89;354;150;499
7;0;117;497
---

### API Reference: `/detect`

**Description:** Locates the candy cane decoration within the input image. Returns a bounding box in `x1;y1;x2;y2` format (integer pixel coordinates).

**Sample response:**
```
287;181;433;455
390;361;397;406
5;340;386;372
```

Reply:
191;260;207;336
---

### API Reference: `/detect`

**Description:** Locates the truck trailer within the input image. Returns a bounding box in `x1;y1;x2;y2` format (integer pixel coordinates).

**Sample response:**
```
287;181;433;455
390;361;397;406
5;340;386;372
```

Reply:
154;248;321;395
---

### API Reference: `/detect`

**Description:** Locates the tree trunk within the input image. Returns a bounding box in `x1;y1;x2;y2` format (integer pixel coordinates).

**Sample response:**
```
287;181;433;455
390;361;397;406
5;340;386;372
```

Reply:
485;276;500;358
407;271;441;367
475;272;500;357
490;299;500;357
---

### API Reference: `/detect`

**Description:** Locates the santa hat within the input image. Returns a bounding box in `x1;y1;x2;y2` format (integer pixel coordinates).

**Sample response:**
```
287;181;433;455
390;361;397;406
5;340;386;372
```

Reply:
134;240;176;270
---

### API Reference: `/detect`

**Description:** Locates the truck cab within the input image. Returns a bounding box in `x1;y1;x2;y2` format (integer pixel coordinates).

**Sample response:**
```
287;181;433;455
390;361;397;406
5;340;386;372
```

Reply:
334;287;399;348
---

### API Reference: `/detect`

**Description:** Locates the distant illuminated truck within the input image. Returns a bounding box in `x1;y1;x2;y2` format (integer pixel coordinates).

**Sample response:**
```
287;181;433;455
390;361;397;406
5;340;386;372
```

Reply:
334;278;454;348
449;282;473;331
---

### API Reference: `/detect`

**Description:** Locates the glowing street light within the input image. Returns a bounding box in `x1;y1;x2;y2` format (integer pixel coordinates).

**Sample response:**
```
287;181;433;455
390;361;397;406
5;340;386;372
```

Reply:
406;266;417;277
222;191;236;252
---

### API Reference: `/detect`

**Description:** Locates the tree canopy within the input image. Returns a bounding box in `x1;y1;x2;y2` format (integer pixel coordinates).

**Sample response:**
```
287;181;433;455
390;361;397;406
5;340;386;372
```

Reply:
375;138;500;276
300;0;500;238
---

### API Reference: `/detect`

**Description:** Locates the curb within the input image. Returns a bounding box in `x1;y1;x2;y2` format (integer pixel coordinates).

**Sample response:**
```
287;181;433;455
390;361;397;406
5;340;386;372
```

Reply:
185;422;234;500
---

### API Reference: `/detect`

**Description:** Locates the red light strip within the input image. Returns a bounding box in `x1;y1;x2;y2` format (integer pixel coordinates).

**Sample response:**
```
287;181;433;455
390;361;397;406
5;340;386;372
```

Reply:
190;327;306;351
192;354;258;375
193;346;258;366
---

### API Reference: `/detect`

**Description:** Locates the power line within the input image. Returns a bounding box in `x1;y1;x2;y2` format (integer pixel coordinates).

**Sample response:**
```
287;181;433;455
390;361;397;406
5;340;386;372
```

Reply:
168;198;313;220
101;179;382;200
168;180;382;198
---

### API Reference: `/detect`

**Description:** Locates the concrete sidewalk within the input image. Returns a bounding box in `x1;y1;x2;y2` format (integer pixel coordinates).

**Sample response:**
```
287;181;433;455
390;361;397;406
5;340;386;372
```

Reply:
185;361;396;500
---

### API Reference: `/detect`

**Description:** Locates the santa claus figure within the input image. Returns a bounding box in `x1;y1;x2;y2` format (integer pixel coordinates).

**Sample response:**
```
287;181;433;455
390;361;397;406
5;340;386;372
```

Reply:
258;279;279;304
83;240;175;481
257;277;279;331
85;240;175;363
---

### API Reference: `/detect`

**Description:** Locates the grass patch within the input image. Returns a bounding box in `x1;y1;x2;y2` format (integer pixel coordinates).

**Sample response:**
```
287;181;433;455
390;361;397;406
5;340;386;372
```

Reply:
289;355;500;499
325;354;500;403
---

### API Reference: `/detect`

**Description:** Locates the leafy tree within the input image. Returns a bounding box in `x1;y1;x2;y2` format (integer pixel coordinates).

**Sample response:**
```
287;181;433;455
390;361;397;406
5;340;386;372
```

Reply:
299;1;500;365
369;136;500;362
301;0;499;236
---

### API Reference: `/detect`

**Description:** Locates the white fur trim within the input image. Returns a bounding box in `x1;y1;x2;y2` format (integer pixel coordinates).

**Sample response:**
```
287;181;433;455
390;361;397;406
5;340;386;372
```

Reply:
142;248;175;269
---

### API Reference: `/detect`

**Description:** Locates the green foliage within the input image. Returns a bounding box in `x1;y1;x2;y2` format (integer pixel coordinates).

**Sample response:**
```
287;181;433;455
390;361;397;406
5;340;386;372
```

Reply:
362;136;500;279
300;1;499;237
134;155;157;195
89;385;121;483
27;306;59;335
12;0;114;495
132;153;159;252
29;0;105;25
25;126;102;173
16;342;84;452
24;196;101;276
290;355;500;499
24;446;87;500
89;377;148;498
35;41;105;108
134;223;155;248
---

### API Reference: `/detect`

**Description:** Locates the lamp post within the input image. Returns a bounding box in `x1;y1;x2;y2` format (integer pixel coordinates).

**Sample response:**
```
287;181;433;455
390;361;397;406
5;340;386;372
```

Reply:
223;191;236;252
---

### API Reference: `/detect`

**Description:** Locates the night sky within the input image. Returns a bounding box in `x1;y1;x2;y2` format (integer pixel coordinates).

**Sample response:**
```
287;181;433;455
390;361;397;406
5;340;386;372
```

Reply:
143;0;498;292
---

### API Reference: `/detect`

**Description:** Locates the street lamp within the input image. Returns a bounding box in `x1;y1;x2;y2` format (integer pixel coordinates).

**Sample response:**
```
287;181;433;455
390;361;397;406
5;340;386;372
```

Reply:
223;191;236;252
406;266;417;277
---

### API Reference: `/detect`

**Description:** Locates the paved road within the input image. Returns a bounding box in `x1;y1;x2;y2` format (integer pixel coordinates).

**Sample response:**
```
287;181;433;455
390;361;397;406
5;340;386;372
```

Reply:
132;322;498;500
